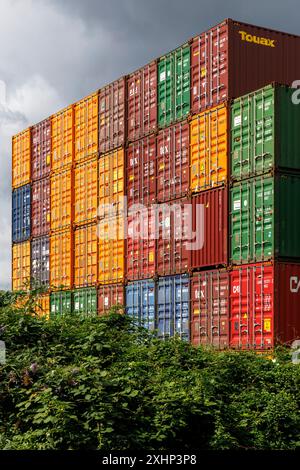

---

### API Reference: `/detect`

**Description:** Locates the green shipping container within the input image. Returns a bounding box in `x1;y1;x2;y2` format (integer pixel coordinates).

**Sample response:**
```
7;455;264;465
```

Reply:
73;287;97;316
158;44;190;127
231;84;300;180
230;173;300;264
50;291;72;317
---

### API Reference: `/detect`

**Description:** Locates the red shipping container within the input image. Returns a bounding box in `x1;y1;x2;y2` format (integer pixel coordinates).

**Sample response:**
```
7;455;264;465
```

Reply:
98;284;124;315
126;208;156;280
127;135;156;207
191;270;229;349
157;121;189;202
31;118;51;181
31;178;50;237
191;19;300;114
230;262;300;350
98;77;126;153
156;198;191;276
191;188;228;269
127;61;157;142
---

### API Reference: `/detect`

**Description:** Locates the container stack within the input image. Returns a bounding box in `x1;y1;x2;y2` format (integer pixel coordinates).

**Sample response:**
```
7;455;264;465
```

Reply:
11;18;300;349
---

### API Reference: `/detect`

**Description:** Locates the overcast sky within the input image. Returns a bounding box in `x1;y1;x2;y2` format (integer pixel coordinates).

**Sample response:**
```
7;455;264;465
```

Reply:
1;0;300;289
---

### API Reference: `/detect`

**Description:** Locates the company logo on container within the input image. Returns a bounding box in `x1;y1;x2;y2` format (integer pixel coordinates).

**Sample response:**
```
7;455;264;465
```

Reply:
238;31;276;47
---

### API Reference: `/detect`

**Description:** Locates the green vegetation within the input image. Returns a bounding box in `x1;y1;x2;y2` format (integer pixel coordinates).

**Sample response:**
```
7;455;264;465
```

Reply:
0;291;299;450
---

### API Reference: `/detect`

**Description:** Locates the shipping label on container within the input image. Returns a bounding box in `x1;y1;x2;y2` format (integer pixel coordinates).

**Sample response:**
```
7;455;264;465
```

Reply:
190;104;228;193
12;241;31;291
74;158;98;225
99;78;125;153
98;284;124;315
74;93;98;163
12;129;31;188
31;236;50;288
99;148;124;218
51;106;74;171
158;45;190;127
191;270;229;349
157;121;189;202
31;119;51;181
50;230;72;289
98;216;125;284
51;169;72;231
74;224;98;287
12;184;31;243
127;62;157;142
32;179;50;237
127;136;156;207
126;280;155;331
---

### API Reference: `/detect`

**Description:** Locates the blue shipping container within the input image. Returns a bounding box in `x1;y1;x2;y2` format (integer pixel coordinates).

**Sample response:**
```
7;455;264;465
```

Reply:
126;279;155;331
157;274;190;341
12;184;31;243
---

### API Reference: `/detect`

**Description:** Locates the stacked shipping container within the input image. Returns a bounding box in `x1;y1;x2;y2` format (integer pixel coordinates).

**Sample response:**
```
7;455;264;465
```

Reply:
11;18;300;348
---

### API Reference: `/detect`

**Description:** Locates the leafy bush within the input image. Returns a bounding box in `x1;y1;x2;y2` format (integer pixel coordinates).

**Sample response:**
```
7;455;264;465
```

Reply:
0;298;299;450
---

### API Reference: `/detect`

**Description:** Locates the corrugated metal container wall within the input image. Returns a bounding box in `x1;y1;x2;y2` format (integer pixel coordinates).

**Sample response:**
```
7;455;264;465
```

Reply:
98;216;125;284
126;279;155;331
190;104;228;193
230;174;300;265
31;118;51;181
31;178;50;237
12;241;31;291
191;19;300;114
50;168;72;231
74;224;98;287
12;129;31;189
98;77;125;153
157;274;190;340
127;208;156;280
31;236;50;288
51;106;74;171
158;44;190;127
231;84;300;180
50;230;73;289
127;61;157;142
98;148;124;218
12;184;31;243
74;158;98;225
34;294;50;318
156;199;191;276
157;121;189;202
191;187;228;269
73;288;97;316
74;92;98;163
191;270;229;348
50;290;72;317
98;284;124;315
127;136;156;207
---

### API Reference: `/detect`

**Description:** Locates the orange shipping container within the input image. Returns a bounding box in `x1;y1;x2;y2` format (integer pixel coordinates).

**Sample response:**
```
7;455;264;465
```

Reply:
99;148;124;218
74;158;98;225
12;129;31;188
98;216;125;284
51;169;72;231
74;224;98;287
50;230;73;289
12;241;31;291
34;294;50;318
74;93;98;163
51;106;74;171
190;104;228;193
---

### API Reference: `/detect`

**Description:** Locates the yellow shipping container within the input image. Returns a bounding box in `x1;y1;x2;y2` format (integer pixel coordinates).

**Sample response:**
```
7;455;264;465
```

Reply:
99;148;124;218
74;93;98;163
74;159;98;225
12;241;31;291
12;129;31;188
74;224;98;287
51;106;74;171
50;230;73;289
51;169;72;231
98;216;125;284
34;294;50;318
190;104;228;193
